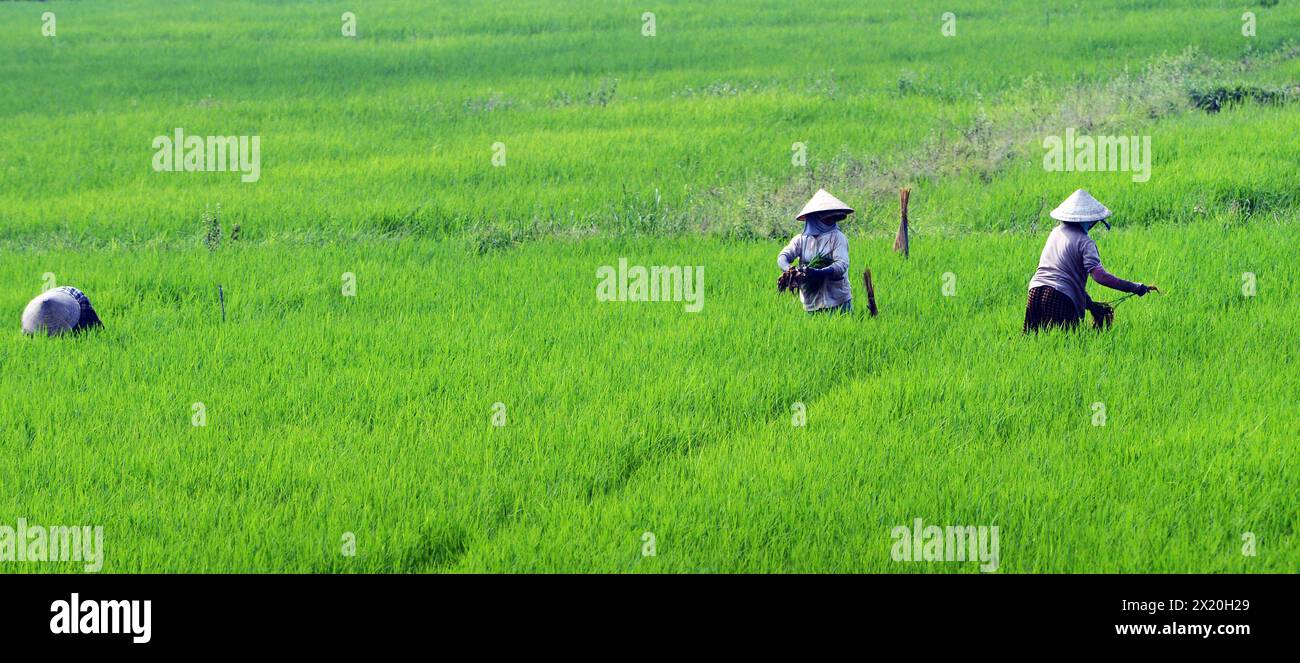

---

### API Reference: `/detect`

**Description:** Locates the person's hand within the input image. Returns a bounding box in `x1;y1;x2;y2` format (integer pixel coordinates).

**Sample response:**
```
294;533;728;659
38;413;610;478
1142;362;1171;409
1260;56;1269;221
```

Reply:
806;267;832;283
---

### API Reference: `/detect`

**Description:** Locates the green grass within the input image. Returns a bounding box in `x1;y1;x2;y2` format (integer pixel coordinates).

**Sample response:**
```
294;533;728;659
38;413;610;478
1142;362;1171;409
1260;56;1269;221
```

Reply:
2;219;1295;572
0;0;1296;572
2;0;1298;238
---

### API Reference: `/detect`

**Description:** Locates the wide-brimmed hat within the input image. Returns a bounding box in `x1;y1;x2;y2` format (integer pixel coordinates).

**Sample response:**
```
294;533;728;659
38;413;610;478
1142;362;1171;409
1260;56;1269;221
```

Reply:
796;189;855;221
1050;189;1112;228
22;290;81;336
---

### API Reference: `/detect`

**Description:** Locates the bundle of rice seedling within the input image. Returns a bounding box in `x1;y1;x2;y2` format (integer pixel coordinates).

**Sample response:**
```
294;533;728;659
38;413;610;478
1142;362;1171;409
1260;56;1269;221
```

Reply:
1088;301;1114;329
776;268;804;293
777;254;833;294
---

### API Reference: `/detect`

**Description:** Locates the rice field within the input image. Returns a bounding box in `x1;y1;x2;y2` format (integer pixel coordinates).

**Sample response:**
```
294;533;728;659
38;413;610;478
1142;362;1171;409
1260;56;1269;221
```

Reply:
0;0;1296;572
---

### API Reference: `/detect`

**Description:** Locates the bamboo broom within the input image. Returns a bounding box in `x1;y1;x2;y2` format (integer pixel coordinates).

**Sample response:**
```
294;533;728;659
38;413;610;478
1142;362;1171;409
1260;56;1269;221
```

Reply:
893;188;910;258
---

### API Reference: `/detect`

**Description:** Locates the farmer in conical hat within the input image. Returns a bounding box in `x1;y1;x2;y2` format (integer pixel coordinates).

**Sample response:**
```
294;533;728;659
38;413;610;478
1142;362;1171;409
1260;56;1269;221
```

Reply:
21;286;103;336
1024;189;1154;332
777;189;853;314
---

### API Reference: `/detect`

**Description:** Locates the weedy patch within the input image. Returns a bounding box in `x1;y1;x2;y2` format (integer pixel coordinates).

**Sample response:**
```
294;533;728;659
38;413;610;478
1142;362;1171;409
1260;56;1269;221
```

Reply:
202;205;223;252
1188;84;1300;113
463;92;515;115
199;205;242;250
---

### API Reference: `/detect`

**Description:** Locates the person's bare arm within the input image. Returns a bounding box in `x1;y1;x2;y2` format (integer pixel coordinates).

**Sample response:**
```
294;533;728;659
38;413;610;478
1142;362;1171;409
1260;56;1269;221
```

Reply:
1090;266;1151;295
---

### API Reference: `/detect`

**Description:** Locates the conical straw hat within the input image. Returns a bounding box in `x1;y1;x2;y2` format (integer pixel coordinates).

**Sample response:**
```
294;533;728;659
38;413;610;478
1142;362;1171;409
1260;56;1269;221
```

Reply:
796;189;854;220
21;290;81;336
1049;189;1112;224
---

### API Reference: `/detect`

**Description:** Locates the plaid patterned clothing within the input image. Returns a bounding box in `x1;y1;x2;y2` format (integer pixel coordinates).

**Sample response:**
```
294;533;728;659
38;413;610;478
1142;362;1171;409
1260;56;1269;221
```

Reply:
53;286;103;331
1023;285;1081;333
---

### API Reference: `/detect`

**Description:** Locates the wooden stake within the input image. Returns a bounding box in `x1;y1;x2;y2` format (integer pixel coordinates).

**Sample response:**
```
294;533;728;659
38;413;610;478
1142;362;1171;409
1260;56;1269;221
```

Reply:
863;268;879;317
218;285;226;322
894;187;911;258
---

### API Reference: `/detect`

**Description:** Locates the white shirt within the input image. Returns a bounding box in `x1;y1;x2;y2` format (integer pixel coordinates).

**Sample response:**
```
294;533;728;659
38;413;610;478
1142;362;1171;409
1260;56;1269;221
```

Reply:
777;229;852;311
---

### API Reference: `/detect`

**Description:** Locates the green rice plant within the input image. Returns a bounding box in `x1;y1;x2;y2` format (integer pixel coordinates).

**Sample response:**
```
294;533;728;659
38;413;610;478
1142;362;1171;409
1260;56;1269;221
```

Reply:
0;0;1296;573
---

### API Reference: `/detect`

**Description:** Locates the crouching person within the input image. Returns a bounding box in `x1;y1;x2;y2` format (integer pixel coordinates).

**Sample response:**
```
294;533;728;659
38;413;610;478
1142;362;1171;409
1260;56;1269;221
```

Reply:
778;189;853;314
22;286;102;336
1025;189;1153;332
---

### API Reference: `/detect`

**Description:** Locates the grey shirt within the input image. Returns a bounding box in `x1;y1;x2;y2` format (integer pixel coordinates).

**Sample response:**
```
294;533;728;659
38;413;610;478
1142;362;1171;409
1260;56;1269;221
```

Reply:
777;229;852;311
1027;224;1102;317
